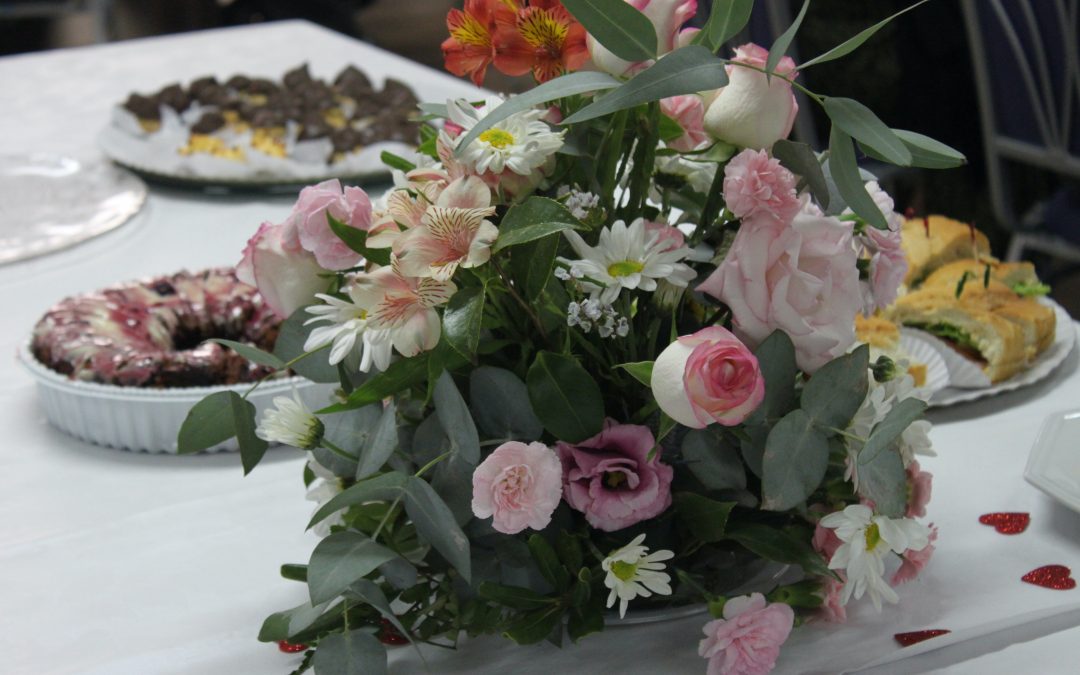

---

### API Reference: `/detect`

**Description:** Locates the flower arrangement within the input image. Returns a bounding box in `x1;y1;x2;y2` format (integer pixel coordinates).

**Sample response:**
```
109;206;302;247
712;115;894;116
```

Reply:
179;1;964;672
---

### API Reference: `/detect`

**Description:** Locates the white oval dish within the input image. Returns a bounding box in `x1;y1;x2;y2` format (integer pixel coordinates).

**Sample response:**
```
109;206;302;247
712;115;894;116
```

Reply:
18;340;334;454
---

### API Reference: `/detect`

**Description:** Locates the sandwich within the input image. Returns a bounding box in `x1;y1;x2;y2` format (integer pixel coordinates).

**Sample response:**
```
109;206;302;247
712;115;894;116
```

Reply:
902;215;991;287
920;259;1050;298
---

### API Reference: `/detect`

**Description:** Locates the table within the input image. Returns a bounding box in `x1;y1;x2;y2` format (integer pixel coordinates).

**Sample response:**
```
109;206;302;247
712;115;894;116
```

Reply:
2;20;1079;675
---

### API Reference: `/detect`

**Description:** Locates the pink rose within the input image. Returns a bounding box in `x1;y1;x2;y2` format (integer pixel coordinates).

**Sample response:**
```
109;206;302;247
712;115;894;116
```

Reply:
905;461;933;519
471;441;563;535
556;421;673;532
704;43;798;150
723;148;800;228
588;0;698;76
236;221;327;318
697;204;861;372
699;593;794;675
854;182;908;313
287;179;373;270
660;94;708;152
651;326;765;429
892;526;937;585
818;576;848;623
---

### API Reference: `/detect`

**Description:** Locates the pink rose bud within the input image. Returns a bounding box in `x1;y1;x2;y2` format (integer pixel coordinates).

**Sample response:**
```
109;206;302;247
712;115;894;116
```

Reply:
236;221;327;318
704;43;799;150
651;326;765;429
699;593;794;675
471;441;563;535
287;179;373;270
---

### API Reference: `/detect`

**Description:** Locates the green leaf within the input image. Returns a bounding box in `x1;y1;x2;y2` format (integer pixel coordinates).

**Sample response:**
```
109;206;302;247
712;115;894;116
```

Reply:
801;344;869;431
860;129;967;170
509;233;559;301
857;440;907;518
526;351;604;443
745;330;797;424
307;532;398;604
355;401;398;479
318;353;429;413
404;476;472;582
726;523;834;579
615;360;654;387
700;0;755;49
433;371;481;465
556;531;584;572
826;129;888;228
761;409;830;511
858;397;927;464
346;579;412;645
504;607;563;645
258;600;330;642
563;46;728;124
312;629;387;675
308;471;409;530
529;534;570;591
657;112;686;142
208;339;285;369
379;150;415;173
469;366;544;442
492;197;581;253
800;0;931;68
477;581;553;609
274;308;340;383
455;71;621;153
681;429;747;491
771;140;830;210
177;391;237;454
562;0;657;62
823;97;910;166
739;425;767;478
327;213;391;267
674;493;737;542
765;0;809;76
443;286;485;359
231;393;267;475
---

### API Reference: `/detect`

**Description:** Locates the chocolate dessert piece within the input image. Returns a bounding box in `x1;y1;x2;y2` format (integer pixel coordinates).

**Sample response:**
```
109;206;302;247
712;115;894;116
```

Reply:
191;111;226;135
283;63;313;90
334;65;374;98
189;76;219;95
123;93;161;121
225;74;252;91
331;127;363;154
251;107;286;129
298;114;331;141
377;78;418;109
248;78;279;96
193;84;230;107
156;83;191;112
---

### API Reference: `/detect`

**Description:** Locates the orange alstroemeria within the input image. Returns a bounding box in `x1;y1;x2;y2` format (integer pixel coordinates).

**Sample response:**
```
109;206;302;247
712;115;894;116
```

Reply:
442;0;502;86
493;0;588;83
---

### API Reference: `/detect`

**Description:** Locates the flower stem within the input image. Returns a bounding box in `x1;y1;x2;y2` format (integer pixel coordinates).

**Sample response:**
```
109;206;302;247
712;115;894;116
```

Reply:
491;256;549;343
321;439;359;462
241;343;330;400
692;162;728;246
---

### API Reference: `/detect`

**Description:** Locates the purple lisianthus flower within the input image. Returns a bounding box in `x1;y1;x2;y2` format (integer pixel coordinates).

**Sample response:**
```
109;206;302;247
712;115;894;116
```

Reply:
556;421;674;532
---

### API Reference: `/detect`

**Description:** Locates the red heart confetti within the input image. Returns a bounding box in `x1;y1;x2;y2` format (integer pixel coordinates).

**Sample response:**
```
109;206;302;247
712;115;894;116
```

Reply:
1022;565;1076;590
894;629;951;647
978;512;1031;535
277;640;308;653
378;618;409;646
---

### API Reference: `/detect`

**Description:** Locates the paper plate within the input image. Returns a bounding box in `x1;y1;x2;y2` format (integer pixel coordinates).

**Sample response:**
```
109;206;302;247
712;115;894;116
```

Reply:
898;330;951;397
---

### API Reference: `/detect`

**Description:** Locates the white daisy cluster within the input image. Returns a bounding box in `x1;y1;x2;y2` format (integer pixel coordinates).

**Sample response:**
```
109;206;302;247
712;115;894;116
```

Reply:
556;185;601;220
845;373;935;487
566;299;629;339
601;534;674;618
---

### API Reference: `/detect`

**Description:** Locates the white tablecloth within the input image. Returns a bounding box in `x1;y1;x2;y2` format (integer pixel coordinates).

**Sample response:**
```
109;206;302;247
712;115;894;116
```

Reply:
2;20;1079;675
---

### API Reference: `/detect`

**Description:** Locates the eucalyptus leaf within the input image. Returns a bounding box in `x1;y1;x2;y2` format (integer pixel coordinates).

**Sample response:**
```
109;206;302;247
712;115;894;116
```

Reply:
308;471;409;530
760;409;829;511
800;0;931;68
307;532;398;604
318;353;429;413
404;476;472;582
378;556;419;590
443;286;485;359
739;425;767;479
231;393;267;475
469;366;543;442
857;441;907;518
562;0;657;62
526;351;604;443
860;129;967;170
673;493;737;542
492;197;580;253
827;126;889;229
858;397;926;464
745;330;797;424
312;629;387;675
355;401;399;479
563;46;728;124
258;599;331;642
455;71;620;153
208;339;285;369
274;308;340;383
765;0;809;76
431;452;475;525
771;140;830;210
681;429;746;491
801;343;870;431
823;97;910;166
177;391;237;454
699;0;755;49
347;579;412;645
317;404;381;477
433;371;481;465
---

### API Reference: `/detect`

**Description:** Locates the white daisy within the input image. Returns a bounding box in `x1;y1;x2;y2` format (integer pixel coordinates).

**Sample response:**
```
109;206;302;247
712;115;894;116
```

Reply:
819;504;931;611
601;534;674;618
255;392;324;450
559;218;697;304
303;290;370;365
446;96;564;176
305;458;345;537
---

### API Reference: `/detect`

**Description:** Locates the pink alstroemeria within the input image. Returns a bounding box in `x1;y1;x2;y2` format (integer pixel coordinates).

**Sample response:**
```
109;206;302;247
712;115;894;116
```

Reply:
349;261;456;371
393;176;499;280
659;94;708;152
588;0;698;77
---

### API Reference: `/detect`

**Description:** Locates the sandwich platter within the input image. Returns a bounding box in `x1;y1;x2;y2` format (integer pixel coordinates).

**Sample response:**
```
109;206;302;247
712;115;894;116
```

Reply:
918;298;1075;408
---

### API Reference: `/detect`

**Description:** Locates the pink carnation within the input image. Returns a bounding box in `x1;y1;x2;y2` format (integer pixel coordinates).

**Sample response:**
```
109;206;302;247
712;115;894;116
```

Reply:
892;526;938;585
723;149;800;228
906;461;933;519
812;522;843;561
699;593;794;675
660;94;709;152
287;179;373;270
471;441;563;535
556;421;673;532
855;182;908;313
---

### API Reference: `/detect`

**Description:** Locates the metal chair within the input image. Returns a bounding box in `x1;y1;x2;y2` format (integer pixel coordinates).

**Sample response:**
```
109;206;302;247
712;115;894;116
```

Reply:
961;0;1080;263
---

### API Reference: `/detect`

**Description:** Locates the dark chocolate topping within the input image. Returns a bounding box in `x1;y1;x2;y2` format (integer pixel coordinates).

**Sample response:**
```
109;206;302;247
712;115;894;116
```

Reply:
123;93;160;121
191;111;226;134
